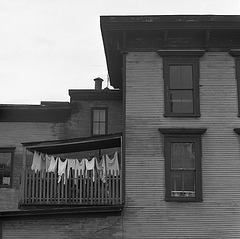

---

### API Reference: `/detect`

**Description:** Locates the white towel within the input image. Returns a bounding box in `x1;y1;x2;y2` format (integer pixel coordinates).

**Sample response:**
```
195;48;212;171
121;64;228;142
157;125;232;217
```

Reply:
85;157;96;182
47;156;58;173
75;158;86;178
106;151;119;176
58;158;67;184
96;155;106;183
31;151;42;173
67;159;76;178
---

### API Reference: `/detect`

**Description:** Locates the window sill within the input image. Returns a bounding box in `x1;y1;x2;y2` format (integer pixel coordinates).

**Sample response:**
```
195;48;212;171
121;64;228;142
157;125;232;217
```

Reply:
165;197;202;202
164;113;201;118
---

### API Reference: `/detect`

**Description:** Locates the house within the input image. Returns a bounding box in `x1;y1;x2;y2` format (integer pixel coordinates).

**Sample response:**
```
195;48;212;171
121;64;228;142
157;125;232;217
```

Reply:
1;15;240;238
100;15;240;238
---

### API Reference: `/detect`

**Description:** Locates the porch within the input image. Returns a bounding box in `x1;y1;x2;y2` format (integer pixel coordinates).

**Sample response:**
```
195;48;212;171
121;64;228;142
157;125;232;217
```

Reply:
19;133;123;207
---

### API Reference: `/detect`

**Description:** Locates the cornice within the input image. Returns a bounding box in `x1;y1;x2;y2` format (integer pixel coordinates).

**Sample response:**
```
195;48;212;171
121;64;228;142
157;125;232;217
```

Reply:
157;49;205;57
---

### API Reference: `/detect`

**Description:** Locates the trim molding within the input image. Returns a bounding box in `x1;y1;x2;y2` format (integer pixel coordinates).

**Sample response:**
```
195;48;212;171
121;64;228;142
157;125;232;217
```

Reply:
159;128;207;135
157;49;205;57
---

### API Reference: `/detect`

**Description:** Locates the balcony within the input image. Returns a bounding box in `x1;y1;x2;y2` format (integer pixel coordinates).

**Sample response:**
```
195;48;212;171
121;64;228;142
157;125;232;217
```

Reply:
19;133;123;208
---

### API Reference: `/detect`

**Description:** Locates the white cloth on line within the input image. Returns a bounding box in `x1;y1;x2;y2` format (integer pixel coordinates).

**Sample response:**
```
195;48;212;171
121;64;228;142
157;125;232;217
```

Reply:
58;158;67;184
106;151;119;176
47;156;58;173
85;157;96;182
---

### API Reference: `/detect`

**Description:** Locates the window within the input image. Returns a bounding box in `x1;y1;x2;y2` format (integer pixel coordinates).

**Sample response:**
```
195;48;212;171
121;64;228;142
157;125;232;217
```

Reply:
229;50;240;116
158;50;204;117
92;108;108;135
159;128;206;202
0;148;15;187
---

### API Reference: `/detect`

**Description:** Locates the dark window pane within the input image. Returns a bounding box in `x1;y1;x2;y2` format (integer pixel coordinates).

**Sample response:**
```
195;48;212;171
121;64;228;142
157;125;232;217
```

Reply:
170;90;193;113
169;65;181;89
171;143;195;169
171;171;195;197
182;143;195;169
183;171;195;191
171;172;182;192
170;90;182;113
171;143;184;169
181;65;193;89
181;90;193;113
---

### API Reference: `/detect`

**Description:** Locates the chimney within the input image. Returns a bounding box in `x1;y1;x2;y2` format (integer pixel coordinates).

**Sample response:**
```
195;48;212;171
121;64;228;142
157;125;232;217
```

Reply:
94;77;103;90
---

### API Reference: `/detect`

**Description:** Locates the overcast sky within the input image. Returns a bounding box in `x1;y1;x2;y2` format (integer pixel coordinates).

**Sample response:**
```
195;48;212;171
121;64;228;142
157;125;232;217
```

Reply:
1;0;240;104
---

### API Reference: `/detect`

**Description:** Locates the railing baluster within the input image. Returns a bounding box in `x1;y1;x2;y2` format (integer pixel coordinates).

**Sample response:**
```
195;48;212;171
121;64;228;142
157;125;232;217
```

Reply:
31;171;35;203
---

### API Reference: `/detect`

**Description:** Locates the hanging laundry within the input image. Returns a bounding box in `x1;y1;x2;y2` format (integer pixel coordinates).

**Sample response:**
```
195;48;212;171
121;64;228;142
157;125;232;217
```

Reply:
58;158;67;184
96;155;106;183
75;158;86;178
85;157;96;182
106;151;119;176
40;153;47;172
45;154;52;171
31;151;42;173
47;156;58;173
67;159;76;178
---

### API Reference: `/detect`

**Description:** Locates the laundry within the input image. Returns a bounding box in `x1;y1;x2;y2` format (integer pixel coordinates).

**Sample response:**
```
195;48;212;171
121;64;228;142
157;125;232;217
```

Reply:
47;156;58;173
75;158;86;178
85;157;96;182
58;158;68;184
31;151;42;173
96;155;106;183
106;151;119;176
67;159;76;178
45;154;52;171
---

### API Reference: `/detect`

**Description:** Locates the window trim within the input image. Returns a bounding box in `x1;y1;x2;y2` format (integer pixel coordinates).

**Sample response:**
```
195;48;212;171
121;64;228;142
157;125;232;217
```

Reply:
163;57;200;117
229;50;240;117
91;107;108;135
159;128;206;202
158;50;204;117
0;147;15;188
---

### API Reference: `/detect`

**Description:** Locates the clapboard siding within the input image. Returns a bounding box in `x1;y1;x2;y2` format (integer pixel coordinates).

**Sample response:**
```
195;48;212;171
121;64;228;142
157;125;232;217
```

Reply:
124;52;240;238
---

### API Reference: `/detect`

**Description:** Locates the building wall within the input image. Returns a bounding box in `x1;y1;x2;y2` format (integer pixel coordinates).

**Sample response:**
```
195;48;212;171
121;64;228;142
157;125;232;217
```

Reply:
0;122;63;211
61;99;122;139
2;213;124;239
0;97;122;213
124;51;240;238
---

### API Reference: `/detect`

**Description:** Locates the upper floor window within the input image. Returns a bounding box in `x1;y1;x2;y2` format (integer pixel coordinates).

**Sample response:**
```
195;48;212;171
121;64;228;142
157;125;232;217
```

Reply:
0;148;15;187
159;128;206;202
229;50;240;116
158;50;204;117
92;108;108;135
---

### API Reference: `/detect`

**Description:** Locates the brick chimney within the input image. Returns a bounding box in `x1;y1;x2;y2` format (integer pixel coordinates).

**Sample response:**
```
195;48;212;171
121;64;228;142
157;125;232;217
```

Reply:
94;77;103;90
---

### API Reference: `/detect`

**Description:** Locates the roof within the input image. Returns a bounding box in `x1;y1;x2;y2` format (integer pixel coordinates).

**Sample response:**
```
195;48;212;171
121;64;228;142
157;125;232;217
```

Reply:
69;89;122;101
22;133;122;154
100;15;240;88
0;102;70;122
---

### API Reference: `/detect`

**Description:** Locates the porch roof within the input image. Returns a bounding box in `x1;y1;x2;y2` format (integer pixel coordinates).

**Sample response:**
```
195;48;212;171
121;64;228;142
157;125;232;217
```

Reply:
21;133;122;154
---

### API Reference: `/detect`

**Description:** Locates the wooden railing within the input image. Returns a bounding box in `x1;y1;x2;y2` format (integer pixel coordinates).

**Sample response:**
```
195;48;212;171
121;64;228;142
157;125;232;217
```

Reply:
19;169;122;205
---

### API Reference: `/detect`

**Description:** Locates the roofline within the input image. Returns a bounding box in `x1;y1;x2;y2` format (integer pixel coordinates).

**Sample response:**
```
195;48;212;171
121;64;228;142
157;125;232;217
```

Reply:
69;89;122;101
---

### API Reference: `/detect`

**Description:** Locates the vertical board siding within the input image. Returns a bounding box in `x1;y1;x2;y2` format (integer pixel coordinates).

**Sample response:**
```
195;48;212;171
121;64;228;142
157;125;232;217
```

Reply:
124;52;240;238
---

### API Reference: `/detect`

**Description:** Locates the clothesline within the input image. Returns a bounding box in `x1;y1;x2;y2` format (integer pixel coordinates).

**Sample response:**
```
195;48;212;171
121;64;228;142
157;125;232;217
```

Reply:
31;151;120;184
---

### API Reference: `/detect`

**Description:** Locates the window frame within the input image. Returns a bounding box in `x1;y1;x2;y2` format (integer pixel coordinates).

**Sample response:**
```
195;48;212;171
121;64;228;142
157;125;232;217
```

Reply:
159;128;206;202
0;147;15;188
163;57;200;117
229;50;240;117
91;107;108;135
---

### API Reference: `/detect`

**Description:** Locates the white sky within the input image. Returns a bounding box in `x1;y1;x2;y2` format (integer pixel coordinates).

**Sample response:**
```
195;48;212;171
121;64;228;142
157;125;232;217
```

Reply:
0;0;240;104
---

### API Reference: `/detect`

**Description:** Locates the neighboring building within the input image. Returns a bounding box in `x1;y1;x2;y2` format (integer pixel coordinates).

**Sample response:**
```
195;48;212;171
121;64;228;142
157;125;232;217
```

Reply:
1;15;240;239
